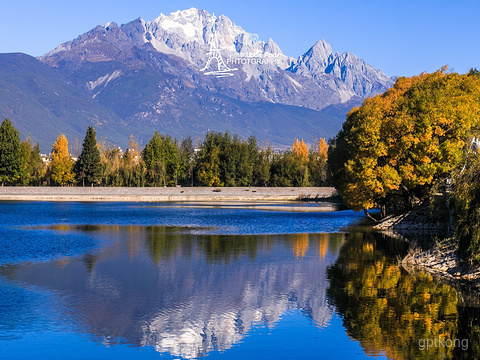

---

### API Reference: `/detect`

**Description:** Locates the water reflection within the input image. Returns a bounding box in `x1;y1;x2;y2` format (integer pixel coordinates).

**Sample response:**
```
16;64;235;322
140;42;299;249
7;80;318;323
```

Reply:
0;225;345;359
327;231;479;359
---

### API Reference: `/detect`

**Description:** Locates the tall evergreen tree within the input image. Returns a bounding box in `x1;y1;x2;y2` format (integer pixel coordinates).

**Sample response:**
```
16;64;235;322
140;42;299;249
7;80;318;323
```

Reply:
0;119;23;186
76;126;101;186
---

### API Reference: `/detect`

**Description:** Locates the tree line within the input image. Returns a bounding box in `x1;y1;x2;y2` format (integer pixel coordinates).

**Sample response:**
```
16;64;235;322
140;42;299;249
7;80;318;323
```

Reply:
0;119;329;188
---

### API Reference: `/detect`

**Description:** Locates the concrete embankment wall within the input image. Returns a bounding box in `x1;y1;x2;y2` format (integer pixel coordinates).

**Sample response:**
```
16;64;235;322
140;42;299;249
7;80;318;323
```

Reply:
0;187;337;202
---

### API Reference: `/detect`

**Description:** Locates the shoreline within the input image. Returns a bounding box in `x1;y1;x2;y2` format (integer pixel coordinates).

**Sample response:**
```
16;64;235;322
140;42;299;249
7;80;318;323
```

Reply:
362;200;480;295
371;211;480;296
0;186;337;202
400;239;480;300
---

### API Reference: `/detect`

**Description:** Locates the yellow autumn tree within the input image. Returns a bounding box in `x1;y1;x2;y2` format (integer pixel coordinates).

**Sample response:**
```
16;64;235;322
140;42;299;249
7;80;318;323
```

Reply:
309;137;329;186
292;138;309;161
329;68;480;218
50;134;74;186
318;138;328;164
291;138;310;186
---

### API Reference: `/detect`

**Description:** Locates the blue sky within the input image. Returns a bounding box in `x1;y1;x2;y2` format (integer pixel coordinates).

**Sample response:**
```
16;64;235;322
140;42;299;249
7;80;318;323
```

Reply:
0;0;478;77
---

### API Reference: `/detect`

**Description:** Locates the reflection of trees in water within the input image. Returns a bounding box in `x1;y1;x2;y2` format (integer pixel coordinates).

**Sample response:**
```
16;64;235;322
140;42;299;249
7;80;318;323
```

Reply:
1;226;346;359
146;226;194;264
293;234;309;259
319;233;329;259
453;304;480;359
328;231;465;360
143;227;345;265
55;224;346;267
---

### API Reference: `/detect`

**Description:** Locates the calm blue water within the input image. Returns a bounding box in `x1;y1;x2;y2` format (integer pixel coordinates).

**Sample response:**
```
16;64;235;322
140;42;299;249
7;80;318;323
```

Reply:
0;202;471;359
0;202;362;265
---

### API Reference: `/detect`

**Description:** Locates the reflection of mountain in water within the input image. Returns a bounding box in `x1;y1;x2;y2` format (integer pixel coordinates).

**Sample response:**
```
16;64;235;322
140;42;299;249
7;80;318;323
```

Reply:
1;226;344;359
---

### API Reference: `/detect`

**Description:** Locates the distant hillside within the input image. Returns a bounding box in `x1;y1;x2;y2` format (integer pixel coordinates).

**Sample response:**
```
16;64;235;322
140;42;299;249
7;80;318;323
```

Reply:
0;53;129;151
0;53;346;151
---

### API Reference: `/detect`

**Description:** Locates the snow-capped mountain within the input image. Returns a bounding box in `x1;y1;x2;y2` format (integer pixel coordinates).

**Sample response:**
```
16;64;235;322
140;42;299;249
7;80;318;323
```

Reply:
1;8;395;149
41;8;393;110
289;39;394;99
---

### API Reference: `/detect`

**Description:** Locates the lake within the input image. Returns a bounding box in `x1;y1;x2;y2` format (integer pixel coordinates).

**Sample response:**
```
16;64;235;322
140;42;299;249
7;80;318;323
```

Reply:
0;202;478;359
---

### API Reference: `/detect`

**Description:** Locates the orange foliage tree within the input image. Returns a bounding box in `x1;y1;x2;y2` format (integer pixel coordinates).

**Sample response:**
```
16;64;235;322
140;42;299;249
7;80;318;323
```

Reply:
329;68;480;218
50;134;74;186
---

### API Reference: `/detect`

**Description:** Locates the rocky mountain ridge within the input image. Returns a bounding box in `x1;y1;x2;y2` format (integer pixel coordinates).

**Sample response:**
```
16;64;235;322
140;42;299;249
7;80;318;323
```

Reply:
1;8;395;150
41;8;393;110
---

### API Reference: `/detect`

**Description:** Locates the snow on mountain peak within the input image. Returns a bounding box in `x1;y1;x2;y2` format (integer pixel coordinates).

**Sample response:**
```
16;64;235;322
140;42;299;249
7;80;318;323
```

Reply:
134;8;291;73
39;8;394;106
157;17;197;37
305;40;333;65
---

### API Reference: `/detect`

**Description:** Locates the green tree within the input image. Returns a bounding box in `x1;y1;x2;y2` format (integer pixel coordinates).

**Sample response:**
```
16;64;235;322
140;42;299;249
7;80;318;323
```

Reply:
253;146;272;186
0;119;23;186
19;139;45;185
270;138;311;187
30;143;46;185
309;137;328;186
99;144;123;186
121;134;145;187
142;131;180;186
195;131;255;187
76;126;102;186
20;139;33;185
270;151;302;186
196;132;223;186
221;133;253;186
178;136;194;186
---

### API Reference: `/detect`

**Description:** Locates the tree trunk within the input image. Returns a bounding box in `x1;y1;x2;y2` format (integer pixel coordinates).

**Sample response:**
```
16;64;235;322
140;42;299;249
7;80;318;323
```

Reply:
380;203;387;219
364;208;378;222
401;184;413;211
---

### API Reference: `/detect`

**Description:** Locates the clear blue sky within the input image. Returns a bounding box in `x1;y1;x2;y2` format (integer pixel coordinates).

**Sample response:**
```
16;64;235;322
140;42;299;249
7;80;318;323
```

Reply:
0;0;478;77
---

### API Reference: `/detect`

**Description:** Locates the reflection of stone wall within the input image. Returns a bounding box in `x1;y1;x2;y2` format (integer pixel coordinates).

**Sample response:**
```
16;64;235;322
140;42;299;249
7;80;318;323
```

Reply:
3;227;344;359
